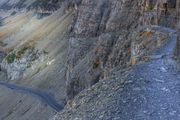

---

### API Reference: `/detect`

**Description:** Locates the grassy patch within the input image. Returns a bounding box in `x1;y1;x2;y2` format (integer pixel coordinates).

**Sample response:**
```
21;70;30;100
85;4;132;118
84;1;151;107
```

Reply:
16;45;34;59
148;5;154;11
6;45;33;63
6;52;16;63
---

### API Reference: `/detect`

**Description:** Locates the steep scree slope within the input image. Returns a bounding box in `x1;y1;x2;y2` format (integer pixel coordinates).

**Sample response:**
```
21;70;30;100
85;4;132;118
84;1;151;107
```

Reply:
0;0;75;120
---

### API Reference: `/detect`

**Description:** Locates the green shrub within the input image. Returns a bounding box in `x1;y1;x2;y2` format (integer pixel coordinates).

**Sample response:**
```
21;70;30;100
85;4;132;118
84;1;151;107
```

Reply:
6;46;30;63
148;5;154;11
6;53;16;63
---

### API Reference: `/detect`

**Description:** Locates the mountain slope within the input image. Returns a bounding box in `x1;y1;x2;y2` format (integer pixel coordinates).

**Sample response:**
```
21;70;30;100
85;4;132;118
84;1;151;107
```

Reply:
0;0;179;120
53;27;180;120
0;1;74;119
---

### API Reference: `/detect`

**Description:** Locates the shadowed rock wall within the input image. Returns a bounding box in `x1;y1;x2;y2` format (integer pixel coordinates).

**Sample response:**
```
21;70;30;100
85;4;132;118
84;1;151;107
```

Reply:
66;0;146;100
175;0;180;61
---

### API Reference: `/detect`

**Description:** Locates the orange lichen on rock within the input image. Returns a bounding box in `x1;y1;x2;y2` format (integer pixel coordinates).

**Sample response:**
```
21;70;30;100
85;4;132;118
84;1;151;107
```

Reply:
146;31;153;38
131;57;137;65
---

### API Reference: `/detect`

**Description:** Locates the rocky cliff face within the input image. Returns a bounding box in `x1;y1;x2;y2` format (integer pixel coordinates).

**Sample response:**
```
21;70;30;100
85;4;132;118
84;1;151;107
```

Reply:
175;19;180;61
52;1;179;119
175;0;180;61
65;0;179;100
65;0;146;100
141;0;178;28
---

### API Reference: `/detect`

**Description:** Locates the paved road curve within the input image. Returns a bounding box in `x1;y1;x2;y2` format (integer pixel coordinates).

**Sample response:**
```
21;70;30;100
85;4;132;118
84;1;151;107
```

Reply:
0;81;64;112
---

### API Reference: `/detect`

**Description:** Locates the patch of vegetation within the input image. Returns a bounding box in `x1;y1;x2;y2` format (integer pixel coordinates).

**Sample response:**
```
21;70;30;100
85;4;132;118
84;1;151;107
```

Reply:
6;52;16;63
16;47;29;59
148;5;154;11
6;45;33;63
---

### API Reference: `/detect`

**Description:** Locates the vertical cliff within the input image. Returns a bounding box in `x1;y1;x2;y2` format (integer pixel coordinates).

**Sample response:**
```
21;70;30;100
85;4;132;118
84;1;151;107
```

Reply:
65;0;180;100
175;0;180;61
65;0;146;100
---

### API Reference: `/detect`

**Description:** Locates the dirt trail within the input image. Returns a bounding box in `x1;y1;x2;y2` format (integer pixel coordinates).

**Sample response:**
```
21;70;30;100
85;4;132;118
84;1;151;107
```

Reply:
116;27;180;120
0;81;64;112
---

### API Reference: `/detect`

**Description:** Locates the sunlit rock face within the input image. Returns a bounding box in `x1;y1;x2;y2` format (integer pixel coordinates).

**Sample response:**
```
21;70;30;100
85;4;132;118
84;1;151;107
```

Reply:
0;0;75;119
0;0;67;19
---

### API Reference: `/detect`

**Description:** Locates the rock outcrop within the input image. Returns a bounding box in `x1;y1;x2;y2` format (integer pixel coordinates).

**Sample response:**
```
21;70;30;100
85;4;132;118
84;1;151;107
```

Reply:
1;47;47;80
66;0;146;100
141;0;178;28
176;0;180;60
175;0;180;61
175;21;180;61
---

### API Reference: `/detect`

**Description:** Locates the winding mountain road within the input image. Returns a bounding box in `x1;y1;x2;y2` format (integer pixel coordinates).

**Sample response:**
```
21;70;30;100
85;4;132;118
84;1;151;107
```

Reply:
0;82;64;112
